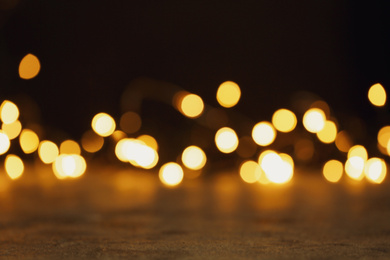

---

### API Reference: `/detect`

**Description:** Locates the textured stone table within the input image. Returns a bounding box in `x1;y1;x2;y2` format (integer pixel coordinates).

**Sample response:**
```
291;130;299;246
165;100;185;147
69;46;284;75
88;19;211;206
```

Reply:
0;164;390;259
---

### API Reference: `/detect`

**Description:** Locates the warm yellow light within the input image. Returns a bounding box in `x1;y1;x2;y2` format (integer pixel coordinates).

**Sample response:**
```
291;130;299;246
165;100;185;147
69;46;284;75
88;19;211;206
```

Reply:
120;111;141;134
60;140;81;155
0;130;11;155
180;94;204;118
111;130;127;142
0;100;19;124
368;83;386;107
137;135;158;151
316;120;337;143
216;81;241;108
159;162;184;187
272;109;297;133
2;120;22;140
91;112;116;137
240;160;262;183
323;160;343;183
115;138;132;162
5;154;24;180
215;127;239;153
38;140;59;164
115;138;158;169
259;151;293;184
302;108;326;133
181;145;207;170
81;130;104;153
18;53;41;80
348;145;368;161
52;154;87;179
364;158;386;184
19;129;39;154
252;121;276;146
335;131;353;153
345;156;365;181
378;126;390;149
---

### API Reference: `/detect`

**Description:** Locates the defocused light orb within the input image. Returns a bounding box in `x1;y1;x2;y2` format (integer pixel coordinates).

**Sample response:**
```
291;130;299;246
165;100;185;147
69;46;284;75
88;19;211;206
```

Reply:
180;94;204;118
91;113;116;137
260;151;293;184
120;111;141;134
364;158;386;184
335;131;353;153
272;109;297;133
182;145;207;170
81;130;104;153
378;126;390;148
19;53;41;80
316;120;337;143
0;100;19;124
5;154;24;180
368;83;386;107
240;160;262;183
60;140;81;155
159;162;184;187
215;127;239;153
216;81;241;108
252;121;276;146
115;138;132;162
348;145;368;161
0;130;11;155
2;120;22;140
19;129;39;154
116;138;158;169
302;108;326;133
38;140;59;164
111;130;127;142
137;134;158;151
345;156;365;180
323;160;343;183
53;154;86;179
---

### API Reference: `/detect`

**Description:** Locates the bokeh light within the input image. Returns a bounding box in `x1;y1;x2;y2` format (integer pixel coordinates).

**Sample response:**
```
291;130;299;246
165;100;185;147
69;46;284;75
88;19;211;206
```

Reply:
316;120;337;143
120;111;141;134
239;160;262;183
38;140;59;164
0;130;11;155
215;127;239;153
81;130;104;153
335;131;353;153
179;93;204;118
91;112;116;137
348;145;368;161
252;121;276;146
323;160;343;183
60;140;81;155
302;108;326;133
345;156;365;181
18;53;41;80
0;100;19;124
52;154;87;179
377;126;390;149
272;109;297;133
216;81;241;108
137;135;158;151
159;162;184;187
364;158;386;184
368;83;386;107
259;150;293;184
2;120;22;140
181;145;207;170
115;138;158;169
5;154;24;180
19;129;39;154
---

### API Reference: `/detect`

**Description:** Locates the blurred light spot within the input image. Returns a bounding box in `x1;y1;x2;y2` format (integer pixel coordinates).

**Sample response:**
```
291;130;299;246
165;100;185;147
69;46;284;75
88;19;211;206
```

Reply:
259;151;293;184
303;108;326;133
92;113;116;137
137;134;158;151
294;138;314;162
368;83;386;107
120;111;141;134
378;126;390;149
0;100;19;124
159;162;184;187
310;100;331;119
323;160;343;183
19;129;39;154
216;81;241;108
180;93;204;118
215;127;239;153
81;130;104;153
335;131;353;153
240;160;262;183
115;138;132;162
38;140;59;164
316;120;337;143
2;120;22;140
5;154;24;180
345;156;365;181
348;145;368;161
272;109;297;133
364;158;386;184
236;136;257;158
0;130;10;155
60;140;81;155
19;53;41;80
52;154;86;179
182;145;207;170
252;121;276;146
115;138;158;169
111;130;127;142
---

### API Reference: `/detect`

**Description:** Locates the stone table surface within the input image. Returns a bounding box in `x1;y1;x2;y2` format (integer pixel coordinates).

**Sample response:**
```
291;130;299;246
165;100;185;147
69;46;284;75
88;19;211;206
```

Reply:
0;164;390;259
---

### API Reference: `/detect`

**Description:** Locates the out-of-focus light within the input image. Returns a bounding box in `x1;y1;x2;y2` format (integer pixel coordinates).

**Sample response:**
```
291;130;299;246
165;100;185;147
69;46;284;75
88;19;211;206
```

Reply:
81;130;104;153
348;145;368;161
181;145;207;170
368;83;386;107
215;127;239;153
0;100;19;124
159;162;184;187
252;121;276;146
38;140;59;164
60;140;81;155
240;160;262;183
0;130;11;155
345;156;365;181
316;120;337;143
335;131;353;153
236;136;257;158
216;81;241;108
137;134;158;151
115;138;132;162
18;53;41;80
272;109;297;133
302;108;326;133
111;130;127;142
120;111;141;134
294;138;314;162
259;151;293;184
364;158;386;184
115;138;158;169
5;154;24;180
2;120;22;140
378;126;390;149
323;160;343;183
179;93;204;118
310;100;331;119
19;129;39;154
52;154;87;179
91;112;116;137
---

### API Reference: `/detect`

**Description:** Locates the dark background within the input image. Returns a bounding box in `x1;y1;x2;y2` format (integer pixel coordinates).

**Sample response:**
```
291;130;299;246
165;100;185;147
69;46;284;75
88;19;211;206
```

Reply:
0;0;389;141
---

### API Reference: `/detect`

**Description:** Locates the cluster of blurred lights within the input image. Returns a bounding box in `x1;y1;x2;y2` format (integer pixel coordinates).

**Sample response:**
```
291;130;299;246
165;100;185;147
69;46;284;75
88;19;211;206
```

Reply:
0;54;388;188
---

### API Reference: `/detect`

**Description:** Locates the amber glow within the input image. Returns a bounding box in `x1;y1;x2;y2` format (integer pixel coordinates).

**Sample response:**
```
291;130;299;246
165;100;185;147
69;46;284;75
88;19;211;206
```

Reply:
368;83;386;107
252;121;276;146
378;126;390;149
240;160;262;183
302;108;326;133
345;156;365;181
364;158;386;184
19;129;39;154
0;100;19;124
137;135;158;151
323;160;343;183
181;145;207;170
60;140;81;155
81;130;104;153
91;113;116;137
316;120;337;143
335;131;353;153
19;53;41;80
216;81;241;108
38;140;59;164
115;138;158;169
5;154;24;180
179;93;204;118
272;109;297;133
52;154;87;179
348;145;368;161
2;120;22;140
120;111;141;134
159;162;184;187
0;130;11;155
258;150;294;184
215;127;239;153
